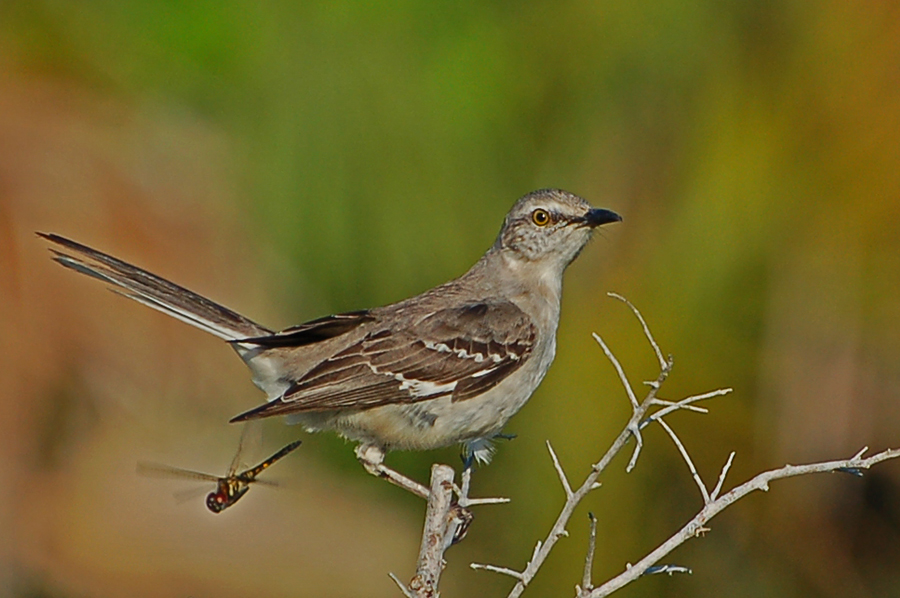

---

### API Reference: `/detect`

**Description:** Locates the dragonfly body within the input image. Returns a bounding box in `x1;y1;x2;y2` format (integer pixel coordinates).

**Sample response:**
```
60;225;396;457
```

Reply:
139;439;302;513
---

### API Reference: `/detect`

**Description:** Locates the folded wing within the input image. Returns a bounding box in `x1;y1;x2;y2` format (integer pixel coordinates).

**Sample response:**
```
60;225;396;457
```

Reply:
231;301;536;420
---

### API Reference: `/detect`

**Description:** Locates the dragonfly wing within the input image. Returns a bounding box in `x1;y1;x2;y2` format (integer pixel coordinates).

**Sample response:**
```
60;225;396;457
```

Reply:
228;421;263;476
173;484;213;504
251;478;280;488
136;461;220;483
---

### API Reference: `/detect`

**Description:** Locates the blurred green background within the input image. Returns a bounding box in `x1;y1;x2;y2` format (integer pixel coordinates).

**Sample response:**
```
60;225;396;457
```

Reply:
2;1;899;597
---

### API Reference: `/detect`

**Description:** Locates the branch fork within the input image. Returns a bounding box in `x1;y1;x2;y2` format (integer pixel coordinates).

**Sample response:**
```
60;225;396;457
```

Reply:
394;293;900;597
470;293;900;597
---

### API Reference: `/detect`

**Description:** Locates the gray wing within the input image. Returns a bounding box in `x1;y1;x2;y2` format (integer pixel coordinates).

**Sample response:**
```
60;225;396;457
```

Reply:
230;301;536;420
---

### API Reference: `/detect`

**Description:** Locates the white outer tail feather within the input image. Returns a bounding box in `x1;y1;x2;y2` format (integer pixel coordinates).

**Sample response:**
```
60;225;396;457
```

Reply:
41;233;271;342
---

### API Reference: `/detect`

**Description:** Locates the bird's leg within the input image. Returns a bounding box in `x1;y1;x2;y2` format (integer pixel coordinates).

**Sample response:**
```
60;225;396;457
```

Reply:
459;431;516;470
355;444;430;499
460;447;476;472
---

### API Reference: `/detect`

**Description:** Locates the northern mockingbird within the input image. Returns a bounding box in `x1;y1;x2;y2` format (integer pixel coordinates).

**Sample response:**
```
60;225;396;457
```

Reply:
40;189;620;483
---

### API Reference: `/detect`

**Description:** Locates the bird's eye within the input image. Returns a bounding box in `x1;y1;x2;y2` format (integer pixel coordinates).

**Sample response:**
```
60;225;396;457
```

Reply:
531;209;551;227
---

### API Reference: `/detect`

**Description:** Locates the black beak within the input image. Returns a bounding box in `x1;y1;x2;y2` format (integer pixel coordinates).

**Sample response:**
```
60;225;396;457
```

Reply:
583;208;622;228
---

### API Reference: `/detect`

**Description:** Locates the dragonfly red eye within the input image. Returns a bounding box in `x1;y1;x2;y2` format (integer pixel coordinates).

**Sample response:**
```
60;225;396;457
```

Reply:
206;491;232;513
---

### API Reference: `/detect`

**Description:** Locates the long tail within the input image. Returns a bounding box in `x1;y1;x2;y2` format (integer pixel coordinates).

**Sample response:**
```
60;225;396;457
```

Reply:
38;233;273;341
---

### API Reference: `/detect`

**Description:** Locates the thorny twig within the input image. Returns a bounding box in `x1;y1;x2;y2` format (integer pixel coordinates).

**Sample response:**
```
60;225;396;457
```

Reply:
472;294;726;597
456;467;511;507
406;465;458;598
639;389;732;430
710;451;736;502
547;441;573;499
471;293;900;597
587;446;900;596
657;417;710;504
388;573;415;598
607;292;666;370
391;461;511;598
576;513;599;595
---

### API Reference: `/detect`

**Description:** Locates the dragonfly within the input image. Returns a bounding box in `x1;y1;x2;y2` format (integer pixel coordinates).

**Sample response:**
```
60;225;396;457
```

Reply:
137;428;302;513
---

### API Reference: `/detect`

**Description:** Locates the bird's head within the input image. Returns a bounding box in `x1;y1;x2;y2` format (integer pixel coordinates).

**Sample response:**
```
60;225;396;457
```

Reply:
494;189;621;270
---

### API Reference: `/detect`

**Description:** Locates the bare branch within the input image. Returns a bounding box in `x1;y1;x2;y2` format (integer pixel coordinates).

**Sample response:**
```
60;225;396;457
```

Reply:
380;467;431;499
547;440;574;499
388;573;415;598
473;298;676;596
710;452;736;501
456;466;511;507
474;299;678;597
656;417;710;504
471;296;729;598
624;424;644;474
586;447;900;597
579;513;598;595
472;295;898;598
607;292;666;370
460;465;472;499
592;332;640;409
464;496;512;506
356;444;430;499
649;398;709;414
527;540;543;568
409;464;456;597
640;388;733;430
469;563;525;580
